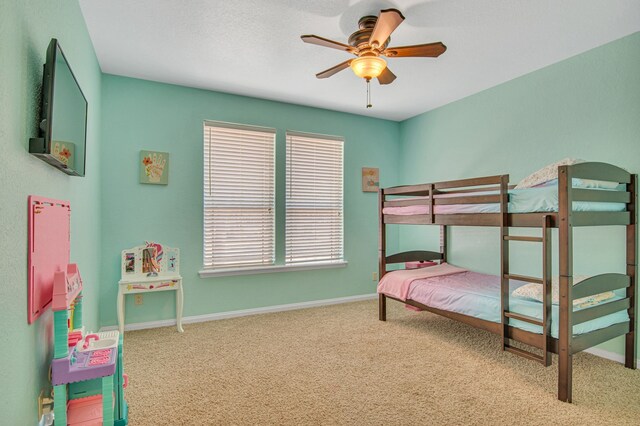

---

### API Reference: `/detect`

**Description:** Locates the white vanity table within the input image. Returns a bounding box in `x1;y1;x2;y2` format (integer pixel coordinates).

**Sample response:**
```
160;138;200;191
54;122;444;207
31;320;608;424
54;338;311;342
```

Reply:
117;243;184;333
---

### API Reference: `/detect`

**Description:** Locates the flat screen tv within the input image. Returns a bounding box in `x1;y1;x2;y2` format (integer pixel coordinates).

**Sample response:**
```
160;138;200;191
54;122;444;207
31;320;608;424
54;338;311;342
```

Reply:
29;38;87;176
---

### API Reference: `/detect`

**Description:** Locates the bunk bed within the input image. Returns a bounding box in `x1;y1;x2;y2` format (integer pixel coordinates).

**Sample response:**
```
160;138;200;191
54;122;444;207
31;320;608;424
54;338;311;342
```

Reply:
377;162;637;403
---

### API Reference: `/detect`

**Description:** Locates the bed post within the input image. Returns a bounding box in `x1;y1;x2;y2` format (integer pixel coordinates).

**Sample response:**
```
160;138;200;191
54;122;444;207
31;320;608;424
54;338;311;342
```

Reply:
558;166;574;402
499;175;510;351
440;225;447;263
626;174;638;369
379;188;387;322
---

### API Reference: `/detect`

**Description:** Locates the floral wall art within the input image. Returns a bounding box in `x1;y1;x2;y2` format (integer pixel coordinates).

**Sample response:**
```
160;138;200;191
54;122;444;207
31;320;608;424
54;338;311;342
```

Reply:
140;150;169;185
361;167;379;192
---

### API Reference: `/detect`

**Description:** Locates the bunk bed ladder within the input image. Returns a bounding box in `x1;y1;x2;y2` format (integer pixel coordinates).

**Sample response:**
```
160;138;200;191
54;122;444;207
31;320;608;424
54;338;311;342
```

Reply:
501;213;553;366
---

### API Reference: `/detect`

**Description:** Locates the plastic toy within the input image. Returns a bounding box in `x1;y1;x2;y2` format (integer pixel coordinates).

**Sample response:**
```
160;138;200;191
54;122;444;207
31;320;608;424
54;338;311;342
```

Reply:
27;196;71;324
51;264;128;425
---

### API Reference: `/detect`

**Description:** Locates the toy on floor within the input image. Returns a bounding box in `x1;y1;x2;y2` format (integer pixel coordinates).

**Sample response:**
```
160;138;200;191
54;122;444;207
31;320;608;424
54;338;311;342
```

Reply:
51;264;129;425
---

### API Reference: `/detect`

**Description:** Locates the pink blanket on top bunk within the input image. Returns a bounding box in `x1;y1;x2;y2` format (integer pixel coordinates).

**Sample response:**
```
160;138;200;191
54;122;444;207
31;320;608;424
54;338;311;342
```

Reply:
377;263;467;301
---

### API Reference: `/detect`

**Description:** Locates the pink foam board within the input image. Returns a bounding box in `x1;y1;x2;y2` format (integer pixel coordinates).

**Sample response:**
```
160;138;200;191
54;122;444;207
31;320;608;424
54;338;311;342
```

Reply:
28;196;70;324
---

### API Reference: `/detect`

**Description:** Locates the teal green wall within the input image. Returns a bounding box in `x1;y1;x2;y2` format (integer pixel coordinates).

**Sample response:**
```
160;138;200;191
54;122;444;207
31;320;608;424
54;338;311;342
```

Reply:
0;1;102;423
99;75;400;327
398;32;640;356
0;4;635;420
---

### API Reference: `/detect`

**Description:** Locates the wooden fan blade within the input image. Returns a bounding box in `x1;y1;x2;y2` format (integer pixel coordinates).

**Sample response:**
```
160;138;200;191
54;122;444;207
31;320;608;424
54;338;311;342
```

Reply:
301;35;354;53
377;67;396;85
384;42;447;58
369;9;405;48
316;60;352;79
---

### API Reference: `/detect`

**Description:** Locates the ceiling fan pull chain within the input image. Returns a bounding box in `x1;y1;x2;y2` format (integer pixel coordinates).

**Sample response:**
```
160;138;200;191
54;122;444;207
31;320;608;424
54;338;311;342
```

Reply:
366;78;372;108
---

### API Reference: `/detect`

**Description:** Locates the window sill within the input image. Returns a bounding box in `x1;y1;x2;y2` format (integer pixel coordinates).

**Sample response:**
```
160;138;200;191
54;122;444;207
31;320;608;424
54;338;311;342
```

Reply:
199;260;348;278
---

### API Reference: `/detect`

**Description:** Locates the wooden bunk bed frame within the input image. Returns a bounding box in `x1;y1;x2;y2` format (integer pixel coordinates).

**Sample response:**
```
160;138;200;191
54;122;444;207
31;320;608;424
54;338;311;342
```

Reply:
378;162;637;402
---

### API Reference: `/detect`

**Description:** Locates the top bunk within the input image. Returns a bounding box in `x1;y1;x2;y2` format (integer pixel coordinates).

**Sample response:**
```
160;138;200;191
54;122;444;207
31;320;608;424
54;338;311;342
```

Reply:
381;162;636;228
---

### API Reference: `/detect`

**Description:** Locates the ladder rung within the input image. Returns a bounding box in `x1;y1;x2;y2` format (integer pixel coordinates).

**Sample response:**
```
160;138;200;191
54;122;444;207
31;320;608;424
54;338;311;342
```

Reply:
503;236;543;242
504;273;543;284
504;345;545;364
504;311;544;326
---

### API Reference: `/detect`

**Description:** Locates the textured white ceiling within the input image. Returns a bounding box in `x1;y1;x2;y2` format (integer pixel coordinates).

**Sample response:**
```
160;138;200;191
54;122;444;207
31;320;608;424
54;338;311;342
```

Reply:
79;0;640;121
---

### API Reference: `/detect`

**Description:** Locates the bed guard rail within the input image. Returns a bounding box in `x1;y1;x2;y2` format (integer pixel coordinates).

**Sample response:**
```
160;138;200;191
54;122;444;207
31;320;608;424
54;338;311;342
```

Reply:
570;273;632;353
561;162;635;227
572;273;631;325
382;174;511;225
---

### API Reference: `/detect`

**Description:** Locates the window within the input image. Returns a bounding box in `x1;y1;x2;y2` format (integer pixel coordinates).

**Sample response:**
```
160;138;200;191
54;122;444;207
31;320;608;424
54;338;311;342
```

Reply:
286;131;344;264
203;121;275;270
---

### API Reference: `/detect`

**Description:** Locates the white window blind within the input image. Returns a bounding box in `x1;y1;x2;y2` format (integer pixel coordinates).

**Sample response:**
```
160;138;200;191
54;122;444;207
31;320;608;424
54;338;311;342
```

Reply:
204;121;276;269
286;131;344;264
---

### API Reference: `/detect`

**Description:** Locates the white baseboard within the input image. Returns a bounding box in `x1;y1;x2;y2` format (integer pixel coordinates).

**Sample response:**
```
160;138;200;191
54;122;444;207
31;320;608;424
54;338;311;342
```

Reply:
100;296;639;367
584;347;639;366
100;293;378;332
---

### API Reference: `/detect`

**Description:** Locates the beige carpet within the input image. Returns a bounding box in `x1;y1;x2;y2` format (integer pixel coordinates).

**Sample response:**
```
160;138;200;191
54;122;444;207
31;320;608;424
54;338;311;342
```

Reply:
123;300;640;425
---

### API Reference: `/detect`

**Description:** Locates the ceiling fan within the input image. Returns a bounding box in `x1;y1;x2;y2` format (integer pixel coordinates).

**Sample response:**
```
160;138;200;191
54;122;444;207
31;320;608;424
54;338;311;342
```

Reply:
301;8;447;91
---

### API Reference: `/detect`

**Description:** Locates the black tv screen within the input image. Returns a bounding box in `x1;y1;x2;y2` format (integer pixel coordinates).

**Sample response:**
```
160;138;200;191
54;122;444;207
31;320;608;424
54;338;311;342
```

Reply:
29;38;87;176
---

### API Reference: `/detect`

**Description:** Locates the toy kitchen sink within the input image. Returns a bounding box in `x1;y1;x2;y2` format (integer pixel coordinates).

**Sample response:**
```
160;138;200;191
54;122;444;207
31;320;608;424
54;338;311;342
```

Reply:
76;331;120;352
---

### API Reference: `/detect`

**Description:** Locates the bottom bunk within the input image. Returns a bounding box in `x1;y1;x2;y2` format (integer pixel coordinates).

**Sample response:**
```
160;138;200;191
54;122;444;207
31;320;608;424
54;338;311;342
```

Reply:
379;267;629;339
377;262;634;401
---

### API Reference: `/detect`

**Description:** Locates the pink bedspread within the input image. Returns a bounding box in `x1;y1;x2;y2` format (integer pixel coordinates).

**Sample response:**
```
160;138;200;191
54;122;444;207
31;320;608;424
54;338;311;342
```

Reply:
382;203;498;215
377;263;467;301
382;192;499;215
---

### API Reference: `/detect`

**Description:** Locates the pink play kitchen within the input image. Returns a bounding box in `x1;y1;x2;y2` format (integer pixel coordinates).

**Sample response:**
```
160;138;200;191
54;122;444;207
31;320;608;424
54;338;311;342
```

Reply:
29;196;128;425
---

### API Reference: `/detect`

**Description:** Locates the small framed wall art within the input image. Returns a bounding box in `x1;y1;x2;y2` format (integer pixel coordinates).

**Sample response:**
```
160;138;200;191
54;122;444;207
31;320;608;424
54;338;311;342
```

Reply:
140;150;169;185
362;167;379;192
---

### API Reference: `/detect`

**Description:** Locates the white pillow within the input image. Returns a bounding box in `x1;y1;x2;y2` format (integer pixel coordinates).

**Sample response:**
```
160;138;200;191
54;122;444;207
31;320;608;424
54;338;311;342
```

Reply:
511;276;615;308
515;158;584;189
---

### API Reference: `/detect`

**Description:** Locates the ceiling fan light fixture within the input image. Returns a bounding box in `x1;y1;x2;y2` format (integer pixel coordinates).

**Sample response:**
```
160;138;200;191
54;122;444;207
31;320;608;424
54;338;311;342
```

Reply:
350;56;387;80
